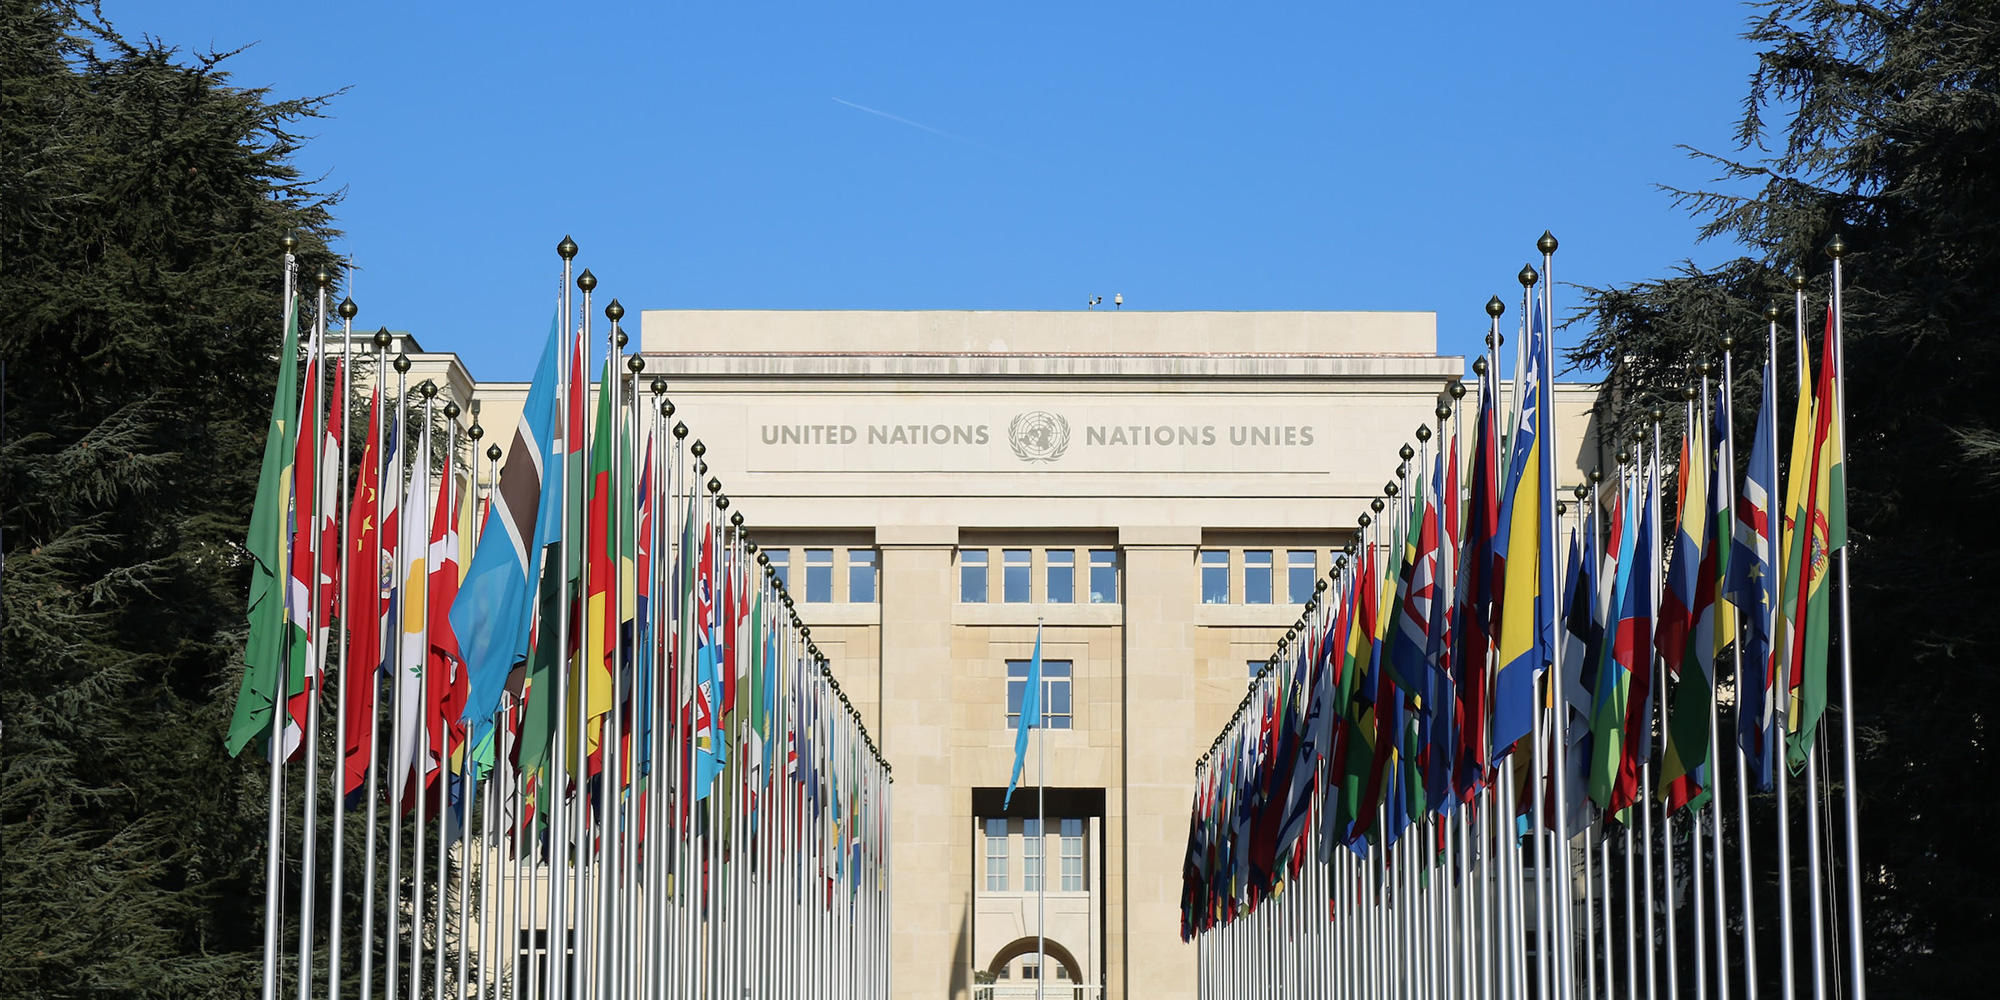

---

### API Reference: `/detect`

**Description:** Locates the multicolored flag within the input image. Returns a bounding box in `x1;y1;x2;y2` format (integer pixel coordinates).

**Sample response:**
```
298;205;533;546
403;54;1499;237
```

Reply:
1729;348;1781;788
1492;303;1554;760
227;301;302;758
1786;311;1843;768
391;398;433;812
342;389;386;802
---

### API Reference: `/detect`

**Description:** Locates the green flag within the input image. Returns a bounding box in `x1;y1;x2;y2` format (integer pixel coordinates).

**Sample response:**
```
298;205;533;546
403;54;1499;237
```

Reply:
226;302;301;757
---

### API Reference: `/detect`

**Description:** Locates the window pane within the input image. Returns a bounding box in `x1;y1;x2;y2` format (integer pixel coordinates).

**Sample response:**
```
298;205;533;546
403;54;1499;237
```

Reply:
1003;549;1031;603
1201;550;1230;604
768;549;789;590
1288;550;1317;604
1089;549;1117;603
1023;819;1043;891
1245;550;1273;604
848;548;876;603
1061;818;1085;891
805;549;832;603
960;549;987;603
1046;549;1074;604
1061;817;1082;837
985;817;1009;891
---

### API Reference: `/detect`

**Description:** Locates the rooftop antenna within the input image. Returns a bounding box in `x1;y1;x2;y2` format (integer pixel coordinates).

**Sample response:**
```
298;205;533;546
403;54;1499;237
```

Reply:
1114;293;1122;310
1086;295;1102;310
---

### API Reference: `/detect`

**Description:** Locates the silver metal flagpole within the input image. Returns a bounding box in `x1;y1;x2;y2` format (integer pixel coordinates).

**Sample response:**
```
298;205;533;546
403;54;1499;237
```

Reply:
1825;234;1866;1000
548;237;577;1000
432;397;459;1000
1804;743;1829;1000
261;234;299;1000
329;290;357;1000
385;352;412;1000
412;381;439;1000
1773;270;1806;1000
1728;317;1764;1000
1687;394;1711;1000
298;268;330;1000
1708;348;1734;1000
1538;230;1579;1000
359;328;392;1000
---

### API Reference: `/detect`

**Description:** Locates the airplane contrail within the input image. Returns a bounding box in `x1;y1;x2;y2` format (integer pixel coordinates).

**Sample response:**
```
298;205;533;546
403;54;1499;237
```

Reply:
831;97;976;145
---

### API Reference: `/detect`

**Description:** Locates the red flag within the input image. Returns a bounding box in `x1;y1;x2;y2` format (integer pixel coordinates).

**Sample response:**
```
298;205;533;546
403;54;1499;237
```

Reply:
342;388;384;801
426;475;467;793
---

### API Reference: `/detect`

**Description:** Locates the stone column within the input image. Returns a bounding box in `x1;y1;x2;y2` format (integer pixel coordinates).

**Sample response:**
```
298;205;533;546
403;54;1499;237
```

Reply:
878;525;965;1000
1117;525;1202;1000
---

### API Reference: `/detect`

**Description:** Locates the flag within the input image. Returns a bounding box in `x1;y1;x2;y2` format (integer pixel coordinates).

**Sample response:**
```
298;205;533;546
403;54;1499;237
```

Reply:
1661;391;1724;813
391;401;433;812
454;316;562;744
580;354;617;760
227;301;302;758
1004;625;1044;809
1386;461;1437;695
342;389;386;802
1424;435;1459;815
1587;475;1640;812
1454;372;1500;797
1729;350;1781;788
1491;303;1553;759
1777;313;1818;751
425;469;468;803
1786;311;1843;768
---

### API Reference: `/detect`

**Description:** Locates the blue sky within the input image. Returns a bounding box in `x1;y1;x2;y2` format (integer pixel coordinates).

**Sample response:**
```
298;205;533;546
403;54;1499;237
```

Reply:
108;1;1766;378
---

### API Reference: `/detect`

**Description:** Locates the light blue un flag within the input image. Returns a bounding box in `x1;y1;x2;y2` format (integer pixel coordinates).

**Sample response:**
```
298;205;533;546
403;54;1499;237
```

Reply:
1004;625;1043;809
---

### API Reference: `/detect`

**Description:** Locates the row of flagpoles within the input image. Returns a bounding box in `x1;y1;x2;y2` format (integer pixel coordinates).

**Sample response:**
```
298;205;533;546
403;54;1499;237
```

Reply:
228;235;892;1000
1183;232;1865;1000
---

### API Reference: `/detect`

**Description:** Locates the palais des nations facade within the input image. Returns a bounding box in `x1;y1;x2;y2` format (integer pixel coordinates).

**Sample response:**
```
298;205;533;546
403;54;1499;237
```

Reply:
415;309;1601;1000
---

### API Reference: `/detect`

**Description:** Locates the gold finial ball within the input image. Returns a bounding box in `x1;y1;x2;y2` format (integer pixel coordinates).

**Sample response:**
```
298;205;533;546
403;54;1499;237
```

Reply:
393;353;411;373
487;444;503;461
1617;447;1631;464
690;440;706;457
1698;360;1712;377
281;233;299;253
1590;468;1603;483
1359;512;1374;527
1720;333;1734;350
1436;403;1452;420
627;354;645;374
1386;480;1401;497
1472;356;1488;377
1316;578;1328;593
1399;443;1415;461
1789;270;1807;290
650;376;668;395
757;551;771;567
1650;407;1664;423
693;458;707;475
338;297;358;320
1557;501;1569;516
577;268;597;292
468;423;483;441
706;477;721;494
1335;554;1348;569
1519;263;1540;288
1682;384;1697;401
1827;233;1847;258
419;380;438;399
557;235;579;260
373;327;393;349
745;539;758;553
662;400;675;417
1537;230;1558;255
606;298;625;322
1764;302;1782;322
315;268;331;289
444;401;461;419
1486;295;1506;318
1416;424;1432;442
717;495;730;510
673;421;688;439
1449;379;1466;400
1573;483;1588;501
616;330;629;349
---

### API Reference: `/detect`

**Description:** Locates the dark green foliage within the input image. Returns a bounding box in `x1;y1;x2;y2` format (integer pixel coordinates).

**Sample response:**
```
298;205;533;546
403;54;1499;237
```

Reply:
1;2;344;996
1568;2;2000;993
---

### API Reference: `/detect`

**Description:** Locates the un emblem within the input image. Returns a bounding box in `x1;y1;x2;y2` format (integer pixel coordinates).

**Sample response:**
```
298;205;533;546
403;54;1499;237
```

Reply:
1008;411;1071;463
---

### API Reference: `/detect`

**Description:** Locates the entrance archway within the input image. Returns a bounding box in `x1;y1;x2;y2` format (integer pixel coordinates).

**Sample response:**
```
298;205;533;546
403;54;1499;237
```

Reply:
985;936;1083;985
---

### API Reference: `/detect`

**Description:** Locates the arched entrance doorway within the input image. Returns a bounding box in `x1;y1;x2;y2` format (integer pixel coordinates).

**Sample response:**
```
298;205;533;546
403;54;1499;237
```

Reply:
986;935;1083;985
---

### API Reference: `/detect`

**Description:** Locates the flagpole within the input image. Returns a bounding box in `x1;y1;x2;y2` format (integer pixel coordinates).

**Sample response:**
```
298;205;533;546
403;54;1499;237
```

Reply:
549;236;577;1000
434;398;460;1000
1687;385;1711;1000
384;350;412;1000
1773;269;1806;1000
1825;234;1866;1000
1652;410;1681;1000
358;329;391;1000
410;379;437;1000
1708;343;1736;1000
328;290;358;1000
295;268;328;1000
572;269;599;1000
1731;311;1765;1000
259;234;298;1000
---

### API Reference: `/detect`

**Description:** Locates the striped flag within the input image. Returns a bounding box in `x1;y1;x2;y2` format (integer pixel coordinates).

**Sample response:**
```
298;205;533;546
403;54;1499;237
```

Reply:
1729;350;1781;788
226;301;301;758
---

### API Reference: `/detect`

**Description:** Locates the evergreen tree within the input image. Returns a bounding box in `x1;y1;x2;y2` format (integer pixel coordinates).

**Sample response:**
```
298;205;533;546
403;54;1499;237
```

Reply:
2;2;342;996
1569;2;2000;993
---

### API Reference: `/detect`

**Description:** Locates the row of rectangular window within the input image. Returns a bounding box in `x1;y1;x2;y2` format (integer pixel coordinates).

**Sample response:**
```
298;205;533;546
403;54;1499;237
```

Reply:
1202;548;1320;605
983;817;1086;892
762;545;1324;607
764;548;875;604
960;548;1117;604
